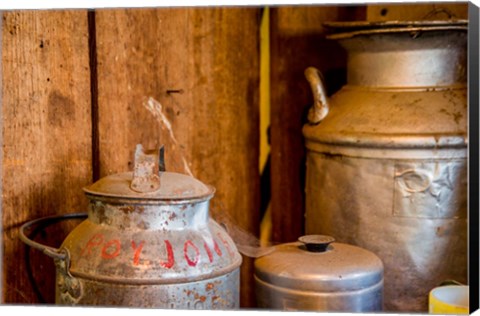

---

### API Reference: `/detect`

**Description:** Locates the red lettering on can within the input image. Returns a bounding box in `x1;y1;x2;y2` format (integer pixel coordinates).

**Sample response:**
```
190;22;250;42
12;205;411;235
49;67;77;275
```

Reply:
159;240;175;269
217;233;234;258
80;233;104;257
184;240;200;267
204;242;213;262
101;239;121;259
204;239;222;263
131;240;145;266
213;239;222;256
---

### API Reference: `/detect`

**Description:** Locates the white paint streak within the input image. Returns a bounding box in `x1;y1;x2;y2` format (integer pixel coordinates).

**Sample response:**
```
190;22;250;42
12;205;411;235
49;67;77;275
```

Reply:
143;97;193;177
181;158;193;177
143;97;274;258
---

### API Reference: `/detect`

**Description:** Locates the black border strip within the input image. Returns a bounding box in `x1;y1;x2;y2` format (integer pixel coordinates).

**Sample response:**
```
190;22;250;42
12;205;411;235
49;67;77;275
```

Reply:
469;1;479;313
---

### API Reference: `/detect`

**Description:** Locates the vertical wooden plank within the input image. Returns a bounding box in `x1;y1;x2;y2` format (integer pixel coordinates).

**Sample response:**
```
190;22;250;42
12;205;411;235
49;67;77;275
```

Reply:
2;10;92;303
269;5;366;243
95;7;260;308
0;11;4;304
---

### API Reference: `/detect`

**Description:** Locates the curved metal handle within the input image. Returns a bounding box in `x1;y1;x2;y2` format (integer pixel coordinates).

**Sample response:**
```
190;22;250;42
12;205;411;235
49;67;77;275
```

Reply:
305;67;329;124
19;213;88;261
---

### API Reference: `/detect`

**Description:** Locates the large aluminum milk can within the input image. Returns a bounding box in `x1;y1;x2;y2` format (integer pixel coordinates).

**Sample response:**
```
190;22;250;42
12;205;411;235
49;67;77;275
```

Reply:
302;20;467;312
20;144;242;308
254;235;384;312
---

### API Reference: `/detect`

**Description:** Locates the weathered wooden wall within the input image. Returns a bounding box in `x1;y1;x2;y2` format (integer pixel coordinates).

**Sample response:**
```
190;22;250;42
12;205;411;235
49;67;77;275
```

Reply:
1;7;261;307
2;10;92;303
94;7;261;307
366;2;468;21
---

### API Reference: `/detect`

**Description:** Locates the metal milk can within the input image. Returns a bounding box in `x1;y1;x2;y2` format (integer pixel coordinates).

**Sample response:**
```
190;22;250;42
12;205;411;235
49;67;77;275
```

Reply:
302;20;468;312
254;235;384;312
20;144;242;308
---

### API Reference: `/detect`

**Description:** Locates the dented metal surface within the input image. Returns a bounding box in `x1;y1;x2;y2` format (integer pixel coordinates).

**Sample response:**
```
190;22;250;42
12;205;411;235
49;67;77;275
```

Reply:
20;145;242;309
303;22;467;312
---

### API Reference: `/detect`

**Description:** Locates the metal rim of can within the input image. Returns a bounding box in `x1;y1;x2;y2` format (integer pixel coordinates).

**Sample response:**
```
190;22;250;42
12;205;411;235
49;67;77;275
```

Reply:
83;172;215;203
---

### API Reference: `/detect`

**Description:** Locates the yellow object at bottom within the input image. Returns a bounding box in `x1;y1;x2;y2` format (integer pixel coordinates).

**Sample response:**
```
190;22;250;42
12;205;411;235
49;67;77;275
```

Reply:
429;285;469;314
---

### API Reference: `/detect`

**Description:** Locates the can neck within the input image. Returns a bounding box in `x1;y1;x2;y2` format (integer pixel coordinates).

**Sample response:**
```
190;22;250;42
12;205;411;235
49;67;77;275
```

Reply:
88;199;210;230
338;31;467;88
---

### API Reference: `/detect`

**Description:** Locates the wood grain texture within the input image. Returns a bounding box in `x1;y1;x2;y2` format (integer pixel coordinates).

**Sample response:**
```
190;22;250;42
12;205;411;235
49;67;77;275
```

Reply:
269;5;366;244
366;2;468;21
94;7;261;307
1;10;92;303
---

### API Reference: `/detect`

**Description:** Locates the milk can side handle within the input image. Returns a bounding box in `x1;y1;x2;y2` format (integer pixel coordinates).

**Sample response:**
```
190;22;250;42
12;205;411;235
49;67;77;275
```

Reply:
19;213;88;261
19;213;87;303
305;67;329;124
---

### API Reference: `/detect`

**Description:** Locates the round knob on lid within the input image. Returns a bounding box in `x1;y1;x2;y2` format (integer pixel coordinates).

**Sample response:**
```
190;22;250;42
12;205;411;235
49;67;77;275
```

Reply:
298;235;335;253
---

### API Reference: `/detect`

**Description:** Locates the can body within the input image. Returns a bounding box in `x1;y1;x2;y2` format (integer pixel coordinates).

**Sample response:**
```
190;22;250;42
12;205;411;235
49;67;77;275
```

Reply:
254;239;383;312
254;239;384;312
255;271;382;312
56;172;242;308
305;146;467;311
303;25;468;312
18;147;242;309
58;271;239;308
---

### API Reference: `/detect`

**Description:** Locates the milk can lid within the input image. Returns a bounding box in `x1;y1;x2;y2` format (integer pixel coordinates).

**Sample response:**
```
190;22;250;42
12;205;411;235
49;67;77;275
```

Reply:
84;171;214;201
323;20;467;40
83;144;214;201
254;235;384;292
323;19;468;30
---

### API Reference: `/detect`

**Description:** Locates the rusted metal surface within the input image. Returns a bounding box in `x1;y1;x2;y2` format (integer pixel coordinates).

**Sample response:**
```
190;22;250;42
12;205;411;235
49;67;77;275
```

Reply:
20;145;242;309
130;144;161;193
84;172;214;202
254;235;383;312
57;272;239;308
57;201;241;308
303;21;467;312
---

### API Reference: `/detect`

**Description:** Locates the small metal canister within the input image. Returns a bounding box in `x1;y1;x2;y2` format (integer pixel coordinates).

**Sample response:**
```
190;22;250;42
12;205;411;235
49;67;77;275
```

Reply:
254;235;384;312
20;145;242;309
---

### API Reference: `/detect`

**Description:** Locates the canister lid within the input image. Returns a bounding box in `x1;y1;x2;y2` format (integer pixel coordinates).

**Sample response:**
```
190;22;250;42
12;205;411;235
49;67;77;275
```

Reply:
83;144;214;201
323;20;467;39
84;171;214;201
254;235;384;292
323;19;468;30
